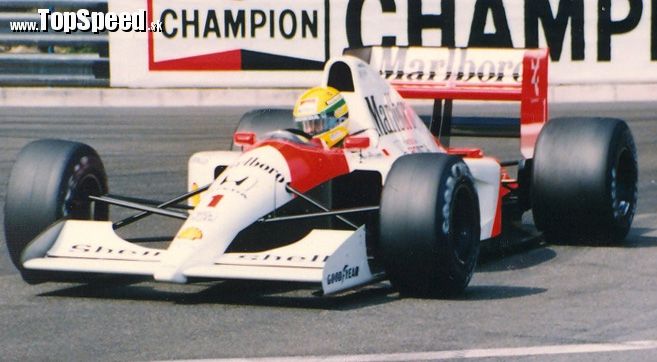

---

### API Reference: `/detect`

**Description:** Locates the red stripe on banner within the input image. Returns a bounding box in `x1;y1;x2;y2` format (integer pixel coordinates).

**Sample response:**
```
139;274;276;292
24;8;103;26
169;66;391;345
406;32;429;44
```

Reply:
147;0;242;71
149;50;242;71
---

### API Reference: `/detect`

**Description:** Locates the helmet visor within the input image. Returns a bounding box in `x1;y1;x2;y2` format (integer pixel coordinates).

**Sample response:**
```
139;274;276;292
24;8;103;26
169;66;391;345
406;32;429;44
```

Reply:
297;113;340;136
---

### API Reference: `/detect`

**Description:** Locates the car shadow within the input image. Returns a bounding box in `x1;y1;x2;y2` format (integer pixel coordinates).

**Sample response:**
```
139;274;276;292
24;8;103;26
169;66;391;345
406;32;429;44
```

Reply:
456;285;547;301
542;227;657;248
477;245;557;273
475;225;657;273
38;279;399;311
38;276;547;309
612;227;657;248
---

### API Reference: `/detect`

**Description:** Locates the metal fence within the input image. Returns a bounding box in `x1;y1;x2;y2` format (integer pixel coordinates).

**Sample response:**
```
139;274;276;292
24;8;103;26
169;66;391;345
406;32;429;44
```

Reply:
0;0;109;87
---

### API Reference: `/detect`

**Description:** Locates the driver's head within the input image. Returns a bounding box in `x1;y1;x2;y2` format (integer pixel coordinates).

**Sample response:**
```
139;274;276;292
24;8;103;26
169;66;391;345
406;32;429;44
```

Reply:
293;86;349;148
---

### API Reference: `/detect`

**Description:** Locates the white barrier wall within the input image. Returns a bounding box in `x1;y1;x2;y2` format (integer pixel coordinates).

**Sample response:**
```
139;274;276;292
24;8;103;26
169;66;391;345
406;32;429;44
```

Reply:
109;0;657;88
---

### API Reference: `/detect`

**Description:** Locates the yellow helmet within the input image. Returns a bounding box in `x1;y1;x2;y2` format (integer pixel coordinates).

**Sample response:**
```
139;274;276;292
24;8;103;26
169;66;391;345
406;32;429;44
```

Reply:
293;86;349;148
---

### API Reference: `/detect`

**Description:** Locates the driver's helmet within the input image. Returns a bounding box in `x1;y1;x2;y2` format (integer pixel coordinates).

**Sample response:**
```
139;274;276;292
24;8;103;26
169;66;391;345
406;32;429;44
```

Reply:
293;86;349;148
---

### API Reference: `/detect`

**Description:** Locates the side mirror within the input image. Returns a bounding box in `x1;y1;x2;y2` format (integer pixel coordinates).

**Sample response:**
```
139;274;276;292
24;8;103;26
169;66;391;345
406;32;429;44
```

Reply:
343;136;370;150
233;132;256;147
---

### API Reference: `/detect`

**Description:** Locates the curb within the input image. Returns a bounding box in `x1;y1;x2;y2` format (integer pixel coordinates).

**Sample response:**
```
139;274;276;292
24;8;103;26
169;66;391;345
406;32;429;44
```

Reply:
1;83;656;107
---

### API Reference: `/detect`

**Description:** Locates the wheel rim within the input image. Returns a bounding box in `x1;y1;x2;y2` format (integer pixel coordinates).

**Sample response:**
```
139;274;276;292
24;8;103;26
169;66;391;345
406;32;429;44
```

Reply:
450;184;478;266
62;175;101;220
61;156;104;220
611;147;637;221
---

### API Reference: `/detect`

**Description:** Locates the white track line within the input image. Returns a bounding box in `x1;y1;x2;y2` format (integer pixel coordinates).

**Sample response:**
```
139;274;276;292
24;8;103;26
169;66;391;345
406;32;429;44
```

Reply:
166;340;657;361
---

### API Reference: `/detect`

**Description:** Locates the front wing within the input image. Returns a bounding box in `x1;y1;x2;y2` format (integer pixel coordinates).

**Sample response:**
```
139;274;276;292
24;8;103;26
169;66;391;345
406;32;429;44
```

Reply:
22;220;376;295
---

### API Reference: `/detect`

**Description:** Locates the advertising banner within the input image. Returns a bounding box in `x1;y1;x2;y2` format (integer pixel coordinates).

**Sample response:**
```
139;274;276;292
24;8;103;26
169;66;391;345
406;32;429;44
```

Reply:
109;0;657;88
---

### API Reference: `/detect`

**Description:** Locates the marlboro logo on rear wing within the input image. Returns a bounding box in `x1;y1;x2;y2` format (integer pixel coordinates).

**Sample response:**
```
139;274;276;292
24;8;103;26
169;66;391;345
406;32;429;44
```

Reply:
345;46;549;159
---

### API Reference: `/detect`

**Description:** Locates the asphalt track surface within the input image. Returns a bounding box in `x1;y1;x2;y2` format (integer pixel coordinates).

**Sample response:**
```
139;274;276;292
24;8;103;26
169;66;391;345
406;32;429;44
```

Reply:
0;103;656;361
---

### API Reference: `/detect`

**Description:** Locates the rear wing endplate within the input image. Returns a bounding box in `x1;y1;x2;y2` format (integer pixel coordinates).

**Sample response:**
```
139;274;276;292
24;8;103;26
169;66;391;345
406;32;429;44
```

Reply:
345;47;549;159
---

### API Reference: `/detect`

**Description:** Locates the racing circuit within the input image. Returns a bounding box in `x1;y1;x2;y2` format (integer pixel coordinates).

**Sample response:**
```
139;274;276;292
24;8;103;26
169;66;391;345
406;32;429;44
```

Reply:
0;102;656;361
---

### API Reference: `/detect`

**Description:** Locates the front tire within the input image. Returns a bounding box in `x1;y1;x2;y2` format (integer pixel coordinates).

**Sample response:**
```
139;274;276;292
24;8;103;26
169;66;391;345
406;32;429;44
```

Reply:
379;154;481;297
531;118;638;243
4;139;108;282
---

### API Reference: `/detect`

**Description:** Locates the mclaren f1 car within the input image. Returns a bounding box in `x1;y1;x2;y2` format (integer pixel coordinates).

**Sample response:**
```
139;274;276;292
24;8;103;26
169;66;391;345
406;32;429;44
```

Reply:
4;47;638;297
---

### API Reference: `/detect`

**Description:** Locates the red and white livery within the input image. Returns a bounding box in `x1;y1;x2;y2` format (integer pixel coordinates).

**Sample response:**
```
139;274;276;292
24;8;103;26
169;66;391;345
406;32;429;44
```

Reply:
5;46;638;297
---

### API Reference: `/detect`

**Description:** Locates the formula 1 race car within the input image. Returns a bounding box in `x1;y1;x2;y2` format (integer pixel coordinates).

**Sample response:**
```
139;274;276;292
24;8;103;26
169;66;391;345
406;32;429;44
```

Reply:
4;47;638;297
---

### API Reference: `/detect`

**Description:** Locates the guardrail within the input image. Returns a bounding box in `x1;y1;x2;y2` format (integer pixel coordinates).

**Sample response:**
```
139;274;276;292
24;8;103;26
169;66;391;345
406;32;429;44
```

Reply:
0;0;108;87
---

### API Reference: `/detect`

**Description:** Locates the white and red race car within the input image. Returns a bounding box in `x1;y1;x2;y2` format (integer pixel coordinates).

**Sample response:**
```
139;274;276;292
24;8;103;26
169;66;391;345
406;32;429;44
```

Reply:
4;47;638;297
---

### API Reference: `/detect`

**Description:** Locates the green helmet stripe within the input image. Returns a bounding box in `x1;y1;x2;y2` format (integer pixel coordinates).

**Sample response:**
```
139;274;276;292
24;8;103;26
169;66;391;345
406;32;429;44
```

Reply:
323;98;346;116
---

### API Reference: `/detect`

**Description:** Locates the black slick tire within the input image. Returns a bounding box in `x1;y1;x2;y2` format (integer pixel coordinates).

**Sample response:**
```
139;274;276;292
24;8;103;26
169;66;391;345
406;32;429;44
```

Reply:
379;153;480;297
531;118;638;244
4;139;109;282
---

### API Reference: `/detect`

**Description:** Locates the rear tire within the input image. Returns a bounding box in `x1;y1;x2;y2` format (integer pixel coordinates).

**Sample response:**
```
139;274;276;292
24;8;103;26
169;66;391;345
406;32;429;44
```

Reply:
4;139;108;282
379;154;480;297
230;109;294;150
531;118;638;244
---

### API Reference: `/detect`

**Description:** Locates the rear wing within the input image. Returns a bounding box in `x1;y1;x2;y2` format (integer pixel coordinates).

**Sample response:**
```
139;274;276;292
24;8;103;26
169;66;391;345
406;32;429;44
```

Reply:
344;47;549;159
